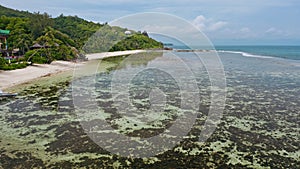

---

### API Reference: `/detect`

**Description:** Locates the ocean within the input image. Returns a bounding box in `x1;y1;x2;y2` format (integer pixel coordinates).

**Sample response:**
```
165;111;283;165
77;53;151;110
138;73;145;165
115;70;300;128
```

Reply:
173;45;300;61
215;45;300;60
0;48;299;168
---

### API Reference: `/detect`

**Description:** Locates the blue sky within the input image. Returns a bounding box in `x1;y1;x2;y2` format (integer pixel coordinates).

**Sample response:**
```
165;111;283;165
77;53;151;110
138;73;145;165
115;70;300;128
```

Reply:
1;0;299;45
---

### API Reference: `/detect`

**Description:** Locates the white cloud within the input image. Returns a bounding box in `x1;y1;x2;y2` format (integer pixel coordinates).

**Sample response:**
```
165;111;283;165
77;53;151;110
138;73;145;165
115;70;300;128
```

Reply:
208;21;228;31
192;15;206;30
192;15;227;32
240;27;251;33
265;27;282;34
210;27;256;39
265;27;290;37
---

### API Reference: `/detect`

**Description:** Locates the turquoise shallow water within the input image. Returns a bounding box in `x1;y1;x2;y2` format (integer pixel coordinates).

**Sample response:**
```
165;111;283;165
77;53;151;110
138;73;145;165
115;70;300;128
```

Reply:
0;51;299;168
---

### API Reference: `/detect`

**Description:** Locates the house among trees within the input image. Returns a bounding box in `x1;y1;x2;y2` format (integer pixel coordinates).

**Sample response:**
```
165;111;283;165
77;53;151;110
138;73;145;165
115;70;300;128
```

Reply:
0;29;10;50
0;29;10;57
125;30;132;35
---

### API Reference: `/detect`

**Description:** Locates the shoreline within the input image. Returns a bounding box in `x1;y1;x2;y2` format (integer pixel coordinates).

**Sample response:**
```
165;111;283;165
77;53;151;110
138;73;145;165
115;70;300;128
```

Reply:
0;61;76;91
85;49;145;60
0;50;145;91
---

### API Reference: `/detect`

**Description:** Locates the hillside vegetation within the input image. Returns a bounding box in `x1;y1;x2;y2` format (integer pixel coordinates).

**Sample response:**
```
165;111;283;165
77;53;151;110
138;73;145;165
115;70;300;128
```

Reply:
109;34;163;52
53;15;103;49
0;5;162;70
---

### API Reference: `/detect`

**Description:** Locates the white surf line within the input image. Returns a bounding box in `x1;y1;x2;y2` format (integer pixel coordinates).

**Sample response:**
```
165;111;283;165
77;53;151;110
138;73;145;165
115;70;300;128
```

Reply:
218;50;274;59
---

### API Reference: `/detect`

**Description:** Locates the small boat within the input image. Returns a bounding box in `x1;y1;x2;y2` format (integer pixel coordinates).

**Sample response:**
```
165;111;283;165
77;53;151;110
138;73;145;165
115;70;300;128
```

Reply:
0;90;18;97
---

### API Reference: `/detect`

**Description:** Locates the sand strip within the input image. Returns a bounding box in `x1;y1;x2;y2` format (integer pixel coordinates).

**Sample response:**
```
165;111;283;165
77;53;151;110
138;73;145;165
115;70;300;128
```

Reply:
86;50;145;60
0;61;76;90
0;50;145;91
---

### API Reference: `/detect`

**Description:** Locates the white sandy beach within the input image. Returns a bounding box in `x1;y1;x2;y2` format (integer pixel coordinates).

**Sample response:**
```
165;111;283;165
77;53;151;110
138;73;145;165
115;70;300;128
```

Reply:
0;50;145;90
0;61;76;90
86;50;145;60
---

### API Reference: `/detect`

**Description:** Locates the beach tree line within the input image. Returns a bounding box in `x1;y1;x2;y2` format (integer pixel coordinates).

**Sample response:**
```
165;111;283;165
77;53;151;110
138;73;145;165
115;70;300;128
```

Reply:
0;5;163;70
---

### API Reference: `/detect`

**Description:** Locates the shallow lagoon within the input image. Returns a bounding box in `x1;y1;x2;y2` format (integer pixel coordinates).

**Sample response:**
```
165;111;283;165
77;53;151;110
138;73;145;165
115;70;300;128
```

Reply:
0;51;299;168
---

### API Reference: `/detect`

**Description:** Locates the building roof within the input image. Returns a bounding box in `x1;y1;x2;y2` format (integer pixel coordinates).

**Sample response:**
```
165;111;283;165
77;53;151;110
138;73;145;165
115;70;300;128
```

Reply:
30;43;44;49
0;29;10;35
125;30;132;35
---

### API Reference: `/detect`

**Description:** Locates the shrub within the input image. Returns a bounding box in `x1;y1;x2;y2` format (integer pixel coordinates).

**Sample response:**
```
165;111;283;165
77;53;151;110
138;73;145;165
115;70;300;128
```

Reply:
0;62;28;70
25;49;51;64
0;57;6;66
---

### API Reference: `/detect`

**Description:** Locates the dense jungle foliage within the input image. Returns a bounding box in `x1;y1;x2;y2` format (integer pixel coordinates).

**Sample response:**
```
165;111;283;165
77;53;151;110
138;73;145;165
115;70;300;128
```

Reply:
0;5;162;70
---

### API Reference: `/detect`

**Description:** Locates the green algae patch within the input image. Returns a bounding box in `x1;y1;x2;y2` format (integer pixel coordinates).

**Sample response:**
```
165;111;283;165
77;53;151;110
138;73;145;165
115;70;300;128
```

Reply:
0;52;299;168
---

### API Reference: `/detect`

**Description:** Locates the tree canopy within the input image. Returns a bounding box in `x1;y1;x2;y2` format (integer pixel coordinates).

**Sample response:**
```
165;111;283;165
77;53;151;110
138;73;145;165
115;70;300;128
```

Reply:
109;34;163;51
0;5;163;70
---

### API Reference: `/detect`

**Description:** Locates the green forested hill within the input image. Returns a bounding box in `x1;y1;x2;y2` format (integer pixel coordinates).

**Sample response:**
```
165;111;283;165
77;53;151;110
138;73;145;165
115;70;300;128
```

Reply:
109;34;163;51
53;15;103;48
0;5;162;70
82;24;130;53
0;5;33;18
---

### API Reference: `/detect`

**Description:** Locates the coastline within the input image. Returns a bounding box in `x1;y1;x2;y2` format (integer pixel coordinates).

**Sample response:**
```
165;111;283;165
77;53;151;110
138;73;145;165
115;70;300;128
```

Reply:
0;61;76;91
85;49;145;60
0;50;145;92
